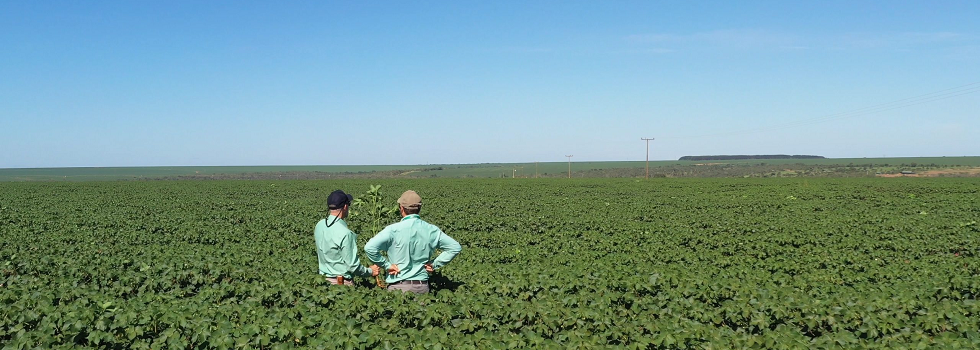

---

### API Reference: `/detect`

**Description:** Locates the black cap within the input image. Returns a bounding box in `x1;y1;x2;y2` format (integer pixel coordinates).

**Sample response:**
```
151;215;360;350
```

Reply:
327;190;353;209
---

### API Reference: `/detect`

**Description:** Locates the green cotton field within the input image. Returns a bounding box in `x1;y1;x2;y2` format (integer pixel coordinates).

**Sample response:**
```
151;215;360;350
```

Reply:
2;178;979;349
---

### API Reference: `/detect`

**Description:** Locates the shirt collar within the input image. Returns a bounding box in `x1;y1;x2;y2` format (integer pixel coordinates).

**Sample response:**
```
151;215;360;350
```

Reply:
401;214;420;221
326;215;348;227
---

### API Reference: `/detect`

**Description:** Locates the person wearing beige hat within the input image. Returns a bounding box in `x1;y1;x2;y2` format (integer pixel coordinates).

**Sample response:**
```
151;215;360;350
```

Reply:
364;190;462;293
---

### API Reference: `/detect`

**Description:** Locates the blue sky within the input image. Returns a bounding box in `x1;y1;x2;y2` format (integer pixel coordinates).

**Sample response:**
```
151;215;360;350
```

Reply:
1;1;978;167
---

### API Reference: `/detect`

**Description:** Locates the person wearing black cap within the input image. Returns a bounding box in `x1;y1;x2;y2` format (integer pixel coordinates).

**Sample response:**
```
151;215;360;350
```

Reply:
314;190;380;285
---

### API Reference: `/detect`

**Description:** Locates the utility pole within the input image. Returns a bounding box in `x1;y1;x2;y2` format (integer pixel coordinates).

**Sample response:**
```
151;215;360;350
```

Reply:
565;155;573;178
535;162;538;178
641;138;655;178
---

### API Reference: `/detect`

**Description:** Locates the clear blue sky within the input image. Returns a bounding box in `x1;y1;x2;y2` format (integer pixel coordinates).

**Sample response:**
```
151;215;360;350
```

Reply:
2;1;978;168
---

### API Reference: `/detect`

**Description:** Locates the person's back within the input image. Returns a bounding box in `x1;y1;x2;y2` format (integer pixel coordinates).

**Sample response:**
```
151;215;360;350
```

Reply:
315;190;379;285
365;190;461;293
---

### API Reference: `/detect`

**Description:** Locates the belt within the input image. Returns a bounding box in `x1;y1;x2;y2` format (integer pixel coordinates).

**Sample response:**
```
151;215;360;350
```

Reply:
390;280;427;285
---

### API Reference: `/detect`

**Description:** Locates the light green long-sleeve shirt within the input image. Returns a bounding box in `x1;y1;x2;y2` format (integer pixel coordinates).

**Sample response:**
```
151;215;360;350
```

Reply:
365;214;462;283
314;215;372;279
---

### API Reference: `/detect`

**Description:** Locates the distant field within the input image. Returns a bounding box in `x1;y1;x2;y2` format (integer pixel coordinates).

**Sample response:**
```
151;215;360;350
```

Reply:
414;157;980;178
0;165;413;181
1;156;978;181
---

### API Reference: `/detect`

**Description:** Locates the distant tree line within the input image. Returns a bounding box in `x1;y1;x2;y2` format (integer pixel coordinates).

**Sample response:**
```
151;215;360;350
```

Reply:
679;155;826;161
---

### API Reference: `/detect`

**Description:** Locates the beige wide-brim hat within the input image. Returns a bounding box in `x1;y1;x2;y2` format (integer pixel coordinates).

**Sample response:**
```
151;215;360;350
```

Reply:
397;190;422;209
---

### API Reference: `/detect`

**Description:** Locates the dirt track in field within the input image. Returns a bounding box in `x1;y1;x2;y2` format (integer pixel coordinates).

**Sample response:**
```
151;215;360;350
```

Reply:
877;167;980;177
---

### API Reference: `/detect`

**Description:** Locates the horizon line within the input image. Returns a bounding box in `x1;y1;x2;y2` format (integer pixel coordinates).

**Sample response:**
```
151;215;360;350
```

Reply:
2;155;977;170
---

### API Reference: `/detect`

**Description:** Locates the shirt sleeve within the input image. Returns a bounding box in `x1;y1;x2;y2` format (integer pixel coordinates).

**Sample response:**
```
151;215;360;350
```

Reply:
430;230;461;270
364;227;391;268
343;230;372;277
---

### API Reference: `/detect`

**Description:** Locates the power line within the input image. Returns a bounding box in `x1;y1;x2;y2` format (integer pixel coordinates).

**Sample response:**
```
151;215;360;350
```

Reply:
565;155;573;178
641;138;654;178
